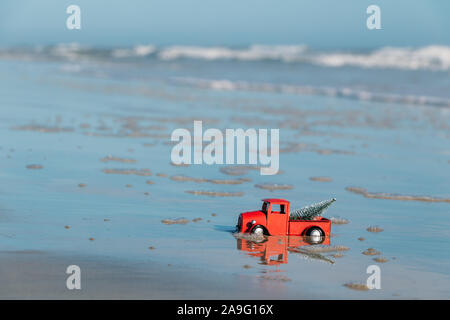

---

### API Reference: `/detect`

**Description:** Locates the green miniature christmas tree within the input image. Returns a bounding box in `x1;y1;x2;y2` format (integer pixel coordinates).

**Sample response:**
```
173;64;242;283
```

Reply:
290;198;336;220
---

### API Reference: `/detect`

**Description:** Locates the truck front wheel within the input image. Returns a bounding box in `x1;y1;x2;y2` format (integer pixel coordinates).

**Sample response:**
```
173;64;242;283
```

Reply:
251;225;266;236
306;227;324;244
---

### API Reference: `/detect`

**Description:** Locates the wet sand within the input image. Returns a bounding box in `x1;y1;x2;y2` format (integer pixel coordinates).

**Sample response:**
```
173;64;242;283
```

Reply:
1;56;450;299
0;251;316;299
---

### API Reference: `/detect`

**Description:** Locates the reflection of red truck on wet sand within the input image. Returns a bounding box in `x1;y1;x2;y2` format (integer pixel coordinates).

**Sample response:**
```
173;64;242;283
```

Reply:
237;235;331;265
236;199;332;242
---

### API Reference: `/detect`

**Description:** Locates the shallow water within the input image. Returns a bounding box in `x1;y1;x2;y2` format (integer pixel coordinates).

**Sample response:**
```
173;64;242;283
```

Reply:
0;48;449;299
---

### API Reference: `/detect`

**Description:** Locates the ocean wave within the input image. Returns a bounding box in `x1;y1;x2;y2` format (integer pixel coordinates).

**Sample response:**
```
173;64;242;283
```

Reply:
1;44;450;71
155;44;450;71
157;45;308;62
111;45;156;58
172;77;450;108
310;46;450;71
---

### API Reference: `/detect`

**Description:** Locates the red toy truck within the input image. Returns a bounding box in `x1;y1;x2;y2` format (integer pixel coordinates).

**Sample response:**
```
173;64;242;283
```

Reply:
236;198;331;241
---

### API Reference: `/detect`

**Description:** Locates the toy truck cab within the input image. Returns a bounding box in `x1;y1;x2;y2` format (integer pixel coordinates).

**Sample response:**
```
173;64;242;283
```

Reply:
236;198;331;242
236;198;289;235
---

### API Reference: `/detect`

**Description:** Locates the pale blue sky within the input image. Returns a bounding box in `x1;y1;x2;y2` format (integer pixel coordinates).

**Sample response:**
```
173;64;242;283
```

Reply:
0;0;449;48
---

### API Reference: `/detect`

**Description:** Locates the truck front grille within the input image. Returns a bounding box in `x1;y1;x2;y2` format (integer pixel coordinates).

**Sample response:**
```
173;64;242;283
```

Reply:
236;215;242;231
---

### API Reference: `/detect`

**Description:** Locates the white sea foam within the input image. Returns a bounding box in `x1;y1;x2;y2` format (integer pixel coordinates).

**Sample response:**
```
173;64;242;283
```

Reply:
158;44;450;71
48;43;85;61
173;77;450;108
158;45;308;62
111;45;156;58
311;46;450;71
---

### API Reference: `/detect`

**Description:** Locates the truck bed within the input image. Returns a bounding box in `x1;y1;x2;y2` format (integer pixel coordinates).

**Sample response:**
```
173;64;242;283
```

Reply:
287;217;330;236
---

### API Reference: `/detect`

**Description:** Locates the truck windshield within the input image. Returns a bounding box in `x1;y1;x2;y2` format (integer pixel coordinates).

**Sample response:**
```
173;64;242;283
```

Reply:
262;202;268;213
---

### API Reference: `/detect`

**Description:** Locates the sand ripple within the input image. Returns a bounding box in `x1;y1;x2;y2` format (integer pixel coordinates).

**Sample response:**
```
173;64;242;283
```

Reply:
346;187;450;203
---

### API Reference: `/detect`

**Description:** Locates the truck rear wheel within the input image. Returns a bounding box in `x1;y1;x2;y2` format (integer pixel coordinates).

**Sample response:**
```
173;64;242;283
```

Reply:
306;227;324;244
